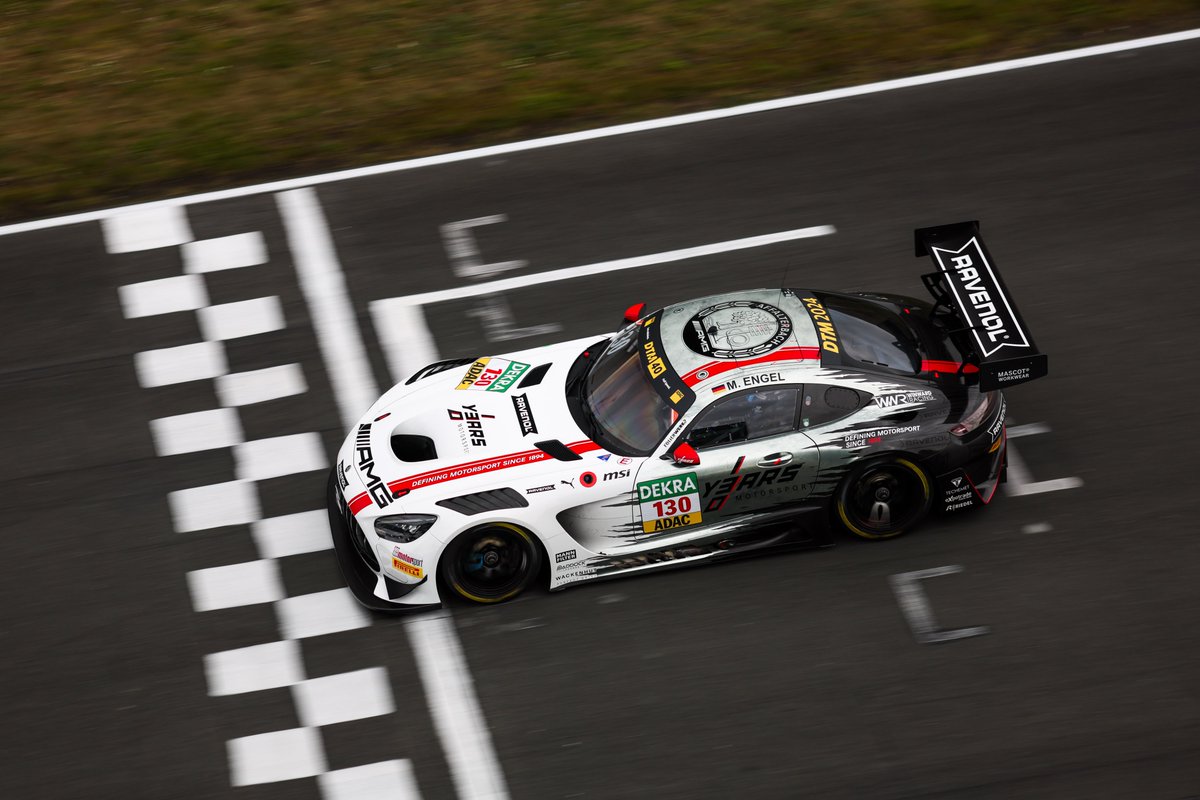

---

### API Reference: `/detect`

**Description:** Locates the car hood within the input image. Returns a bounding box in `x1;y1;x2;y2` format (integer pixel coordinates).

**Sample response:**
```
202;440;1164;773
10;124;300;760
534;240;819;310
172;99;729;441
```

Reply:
337;334;608;516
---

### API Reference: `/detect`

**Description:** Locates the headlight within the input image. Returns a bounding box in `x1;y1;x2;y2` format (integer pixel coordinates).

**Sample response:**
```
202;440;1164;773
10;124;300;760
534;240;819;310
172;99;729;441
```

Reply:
374;514;437;543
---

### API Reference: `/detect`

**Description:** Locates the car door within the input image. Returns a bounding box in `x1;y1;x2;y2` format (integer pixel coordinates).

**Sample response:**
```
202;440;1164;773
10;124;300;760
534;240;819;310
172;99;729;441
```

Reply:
631;385;820;548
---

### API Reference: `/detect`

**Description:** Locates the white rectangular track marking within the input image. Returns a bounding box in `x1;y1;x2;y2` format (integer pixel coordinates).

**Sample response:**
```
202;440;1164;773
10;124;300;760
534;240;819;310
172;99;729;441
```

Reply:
407;611;510;800
4;28;1198;237
216;363;308;406
277;188;380;429
135;341;228;388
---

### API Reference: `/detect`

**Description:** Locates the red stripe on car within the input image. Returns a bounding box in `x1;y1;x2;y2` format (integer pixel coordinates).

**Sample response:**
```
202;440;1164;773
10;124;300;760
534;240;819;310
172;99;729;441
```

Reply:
348;493;372;514
386;439;601;495
681;346;820;386
920;359;980;374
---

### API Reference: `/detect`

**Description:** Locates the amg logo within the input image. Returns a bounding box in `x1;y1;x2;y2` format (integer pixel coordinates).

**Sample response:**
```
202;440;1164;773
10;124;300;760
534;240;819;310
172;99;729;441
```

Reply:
355;424;394;508
933;237;1030;358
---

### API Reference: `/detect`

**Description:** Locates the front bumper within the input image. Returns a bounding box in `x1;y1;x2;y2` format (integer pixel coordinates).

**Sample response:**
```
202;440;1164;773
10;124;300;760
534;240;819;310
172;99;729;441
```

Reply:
326;471;440;612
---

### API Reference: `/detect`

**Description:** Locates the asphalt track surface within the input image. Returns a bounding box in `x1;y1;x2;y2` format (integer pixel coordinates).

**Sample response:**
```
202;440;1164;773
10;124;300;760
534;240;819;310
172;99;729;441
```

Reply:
4;35;1200;800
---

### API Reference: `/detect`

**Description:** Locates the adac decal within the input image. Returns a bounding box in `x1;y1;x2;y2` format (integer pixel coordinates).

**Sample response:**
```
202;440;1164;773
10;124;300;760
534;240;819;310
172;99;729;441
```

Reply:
511;393;537;436
354;423;395;509
455;357;530;392
636;473;702;533
929;237;1030;358
874;390;935;408
682;300;792;358
800;296;840;354
700;455;802;512
448;404;494;448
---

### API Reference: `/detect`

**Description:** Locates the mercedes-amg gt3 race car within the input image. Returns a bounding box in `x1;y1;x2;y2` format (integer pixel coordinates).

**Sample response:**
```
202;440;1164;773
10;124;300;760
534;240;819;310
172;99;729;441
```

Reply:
329;221;1047;609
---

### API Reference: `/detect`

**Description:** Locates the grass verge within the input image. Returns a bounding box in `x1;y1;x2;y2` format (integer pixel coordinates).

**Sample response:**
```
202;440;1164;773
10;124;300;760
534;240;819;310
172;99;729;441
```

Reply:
2;1;1198;222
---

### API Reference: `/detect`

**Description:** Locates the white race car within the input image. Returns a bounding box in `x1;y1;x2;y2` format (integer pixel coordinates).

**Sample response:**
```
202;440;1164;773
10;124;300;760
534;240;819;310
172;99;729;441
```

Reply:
328;222;1045;609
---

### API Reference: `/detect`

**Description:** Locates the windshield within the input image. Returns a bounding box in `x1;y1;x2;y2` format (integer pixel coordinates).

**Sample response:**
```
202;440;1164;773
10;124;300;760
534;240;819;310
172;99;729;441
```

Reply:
583;324;676;455
820;294;922;375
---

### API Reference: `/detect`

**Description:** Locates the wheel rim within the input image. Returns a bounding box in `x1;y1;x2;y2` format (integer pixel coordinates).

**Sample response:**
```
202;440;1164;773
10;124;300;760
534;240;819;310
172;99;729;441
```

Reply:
840;460;929;538
446;524;536;602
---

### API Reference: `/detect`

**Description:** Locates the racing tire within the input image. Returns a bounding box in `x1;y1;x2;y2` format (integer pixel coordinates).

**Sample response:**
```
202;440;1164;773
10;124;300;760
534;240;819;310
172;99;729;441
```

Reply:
441;522;543;604
835;457;932;540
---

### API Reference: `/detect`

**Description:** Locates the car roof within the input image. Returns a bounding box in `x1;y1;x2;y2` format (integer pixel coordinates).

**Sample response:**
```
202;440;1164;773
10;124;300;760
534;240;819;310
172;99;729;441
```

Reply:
656;288;828;391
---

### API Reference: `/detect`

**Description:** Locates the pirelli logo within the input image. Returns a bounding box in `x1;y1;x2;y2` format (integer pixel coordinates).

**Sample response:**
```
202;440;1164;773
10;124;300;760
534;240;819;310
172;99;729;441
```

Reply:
930;237;1030;358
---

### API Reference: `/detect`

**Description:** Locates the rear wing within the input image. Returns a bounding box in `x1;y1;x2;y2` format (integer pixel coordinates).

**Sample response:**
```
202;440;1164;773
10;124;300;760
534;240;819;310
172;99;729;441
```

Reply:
914;221;1047;390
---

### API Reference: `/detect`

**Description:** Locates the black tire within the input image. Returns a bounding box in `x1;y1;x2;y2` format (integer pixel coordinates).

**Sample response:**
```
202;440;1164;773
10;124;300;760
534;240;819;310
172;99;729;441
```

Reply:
441;523;542;603
835;457;932;540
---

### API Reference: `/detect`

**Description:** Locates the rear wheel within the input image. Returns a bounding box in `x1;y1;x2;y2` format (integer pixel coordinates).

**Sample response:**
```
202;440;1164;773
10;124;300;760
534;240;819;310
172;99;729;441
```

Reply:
442;523;542;603
836;457;932;540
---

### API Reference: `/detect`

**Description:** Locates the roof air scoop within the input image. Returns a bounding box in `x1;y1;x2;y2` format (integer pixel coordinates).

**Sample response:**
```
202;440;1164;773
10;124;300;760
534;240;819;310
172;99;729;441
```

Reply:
517;363;551;388
535;440;582;461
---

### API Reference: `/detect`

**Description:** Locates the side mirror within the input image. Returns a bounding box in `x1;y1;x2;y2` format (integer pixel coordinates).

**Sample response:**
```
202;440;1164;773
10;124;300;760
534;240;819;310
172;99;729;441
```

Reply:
672;442;700;467
623;302;646;324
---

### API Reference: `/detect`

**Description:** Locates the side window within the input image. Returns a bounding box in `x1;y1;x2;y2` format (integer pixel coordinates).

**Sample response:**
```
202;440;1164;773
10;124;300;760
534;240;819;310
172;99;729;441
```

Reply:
686;387;799;449
801;385;866;429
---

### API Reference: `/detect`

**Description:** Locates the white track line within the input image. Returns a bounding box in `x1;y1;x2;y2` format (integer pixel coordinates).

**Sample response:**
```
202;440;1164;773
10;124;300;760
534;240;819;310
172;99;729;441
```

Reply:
277;188;380;429
378;225;835;307
3;28;1198;237
279;186;508;798
407;611;510;800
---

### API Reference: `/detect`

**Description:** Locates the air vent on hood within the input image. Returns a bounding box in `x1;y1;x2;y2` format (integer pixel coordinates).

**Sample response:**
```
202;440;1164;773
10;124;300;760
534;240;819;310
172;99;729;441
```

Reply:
405;357;476;385
535;440;582;461
391;434;437;462
517;363;551;388
436;488;529;516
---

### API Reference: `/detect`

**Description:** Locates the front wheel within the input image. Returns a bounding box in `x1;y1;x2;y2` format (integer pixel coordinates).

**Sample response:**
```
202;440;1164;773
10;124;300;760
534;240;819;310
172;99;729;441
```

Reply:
835;457;932;540
441;523;542;603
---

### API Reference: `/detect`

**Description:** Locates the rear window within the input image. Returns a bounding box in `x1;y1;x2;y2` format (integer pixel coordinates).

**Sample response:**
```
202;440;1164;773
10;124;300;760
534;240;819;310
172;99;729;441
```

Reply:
820;294;922;375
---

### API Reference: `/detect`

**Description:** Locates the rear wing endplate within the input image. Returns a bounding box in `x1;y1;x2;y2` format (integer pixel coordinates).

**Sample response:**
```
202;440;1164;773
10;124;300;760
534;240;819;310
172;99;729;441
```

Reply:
915;221;1047;390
